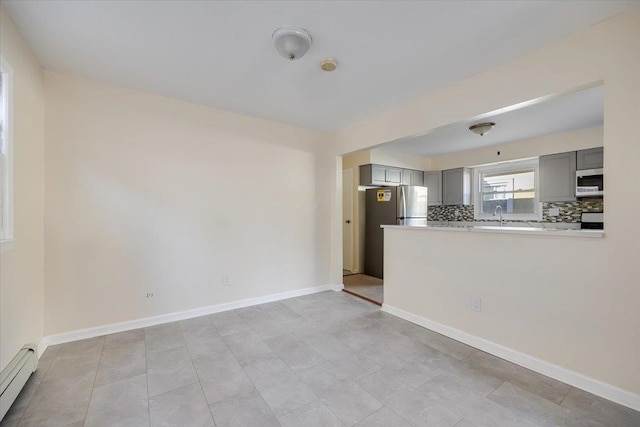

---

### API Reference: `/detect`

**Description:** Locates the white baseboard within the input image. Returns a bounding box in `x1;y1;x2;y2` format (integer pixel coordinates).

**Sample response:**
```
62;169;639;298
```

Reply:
45;284;342;346
382;303;640;412
36;339;48;360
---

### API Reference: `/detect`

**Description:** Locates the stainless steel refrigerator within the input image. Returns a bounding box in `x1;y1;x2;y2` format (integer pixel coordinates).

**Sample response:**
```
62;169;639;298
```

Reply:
364;185;428;279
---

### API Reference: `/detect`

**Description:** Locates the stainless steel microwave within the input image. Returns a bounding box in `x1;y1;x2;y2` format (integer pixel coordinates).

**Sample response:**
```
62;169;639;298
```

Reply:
576;168;603;197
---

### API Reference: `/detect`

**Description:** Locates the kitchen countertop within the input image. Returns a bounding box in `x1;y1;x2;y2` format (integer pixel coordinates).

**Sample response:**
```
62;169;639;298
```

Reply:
381;224;604;238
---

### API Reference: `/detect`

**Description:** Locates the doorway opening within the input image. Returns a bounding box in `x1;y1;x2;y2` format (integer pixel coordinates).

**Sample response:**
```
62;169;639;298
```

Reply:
342;158;384;306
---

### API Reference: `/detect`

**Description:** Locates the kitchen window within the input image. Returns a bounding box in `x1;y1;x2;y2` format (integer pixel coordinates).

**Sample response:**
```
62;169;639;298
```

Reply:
0;57;13;241
474;158;541;221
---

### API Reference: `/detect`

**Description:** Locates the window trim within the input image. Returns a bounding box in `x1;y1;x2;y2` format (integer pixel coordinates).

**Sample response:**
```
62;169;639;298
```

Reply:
1;56;14;241
473;158;542;222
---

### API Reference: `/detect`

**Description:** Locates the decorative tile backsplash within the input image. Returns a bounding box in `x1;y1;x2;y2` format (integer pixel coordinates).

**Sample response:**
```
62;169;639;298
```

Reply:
541;199;604;223
428;199;603;223
427;205;474;222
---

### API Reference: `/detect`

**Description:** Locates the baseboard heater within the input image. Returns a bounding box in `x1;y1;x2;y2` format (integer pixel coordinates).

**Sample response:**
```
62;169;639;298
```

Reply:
0;345;38;421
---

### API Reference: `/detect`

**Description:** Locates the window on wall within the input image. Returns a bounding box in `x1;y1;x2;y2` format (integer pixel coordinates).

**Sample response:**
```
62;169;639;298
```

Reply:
0;57;13;240
474;158;541;221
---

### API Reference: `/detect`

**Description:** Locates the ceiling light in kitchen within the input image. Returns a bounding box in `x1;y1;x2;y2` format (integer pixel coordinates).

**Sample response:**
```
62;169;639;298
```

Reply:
469;122;496;136
272;26;312;61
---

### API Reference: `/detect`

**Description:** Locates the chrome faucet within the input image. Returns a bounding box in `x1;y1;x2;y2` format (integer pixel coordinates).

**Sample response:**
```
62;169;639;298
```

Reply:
493;205;504;226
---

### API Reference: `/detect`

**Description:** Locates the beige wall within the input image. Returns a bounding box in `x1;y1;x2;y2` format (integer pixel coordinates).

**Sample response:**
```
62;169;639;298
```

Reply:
0;7;45;371
333;11;640;399
341;149;370;170
429;126;603;171
369;148;431;170
43;72;332;335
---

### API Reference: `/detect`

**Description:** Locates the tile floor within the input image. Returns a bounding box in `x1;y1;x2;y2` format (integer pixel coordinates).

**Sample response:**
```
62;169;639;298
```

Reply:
2;291;639;427
342;274;384;305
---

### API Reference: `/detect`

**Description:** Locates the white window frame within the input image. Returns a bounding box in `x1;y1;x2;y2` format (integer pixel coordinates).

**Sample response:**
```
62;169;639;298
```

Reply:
1;56;14;241
473;158;542;222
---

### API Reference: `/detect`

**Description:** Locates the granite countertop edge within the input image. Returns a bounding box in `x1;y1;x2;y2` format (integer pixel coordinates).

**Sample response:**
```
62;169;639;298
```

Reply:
381;224;604;238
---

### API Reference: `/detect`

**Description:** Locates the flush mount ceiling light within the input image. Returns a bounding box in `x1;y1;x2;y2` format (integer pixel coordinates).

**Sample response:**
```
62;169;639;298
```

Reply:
272;26;312;61
469;122;496;136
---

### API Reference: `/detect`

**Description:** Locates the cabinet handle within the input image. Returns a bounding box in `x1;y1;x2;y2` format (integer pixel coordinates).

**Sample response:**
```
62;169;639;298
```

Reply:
345;220;351;224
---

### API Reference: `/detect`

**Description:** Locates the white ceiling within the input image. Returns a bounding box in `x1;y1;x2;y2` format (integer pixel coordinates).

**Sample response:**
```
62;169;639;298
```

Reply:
3;1;637;131
382;84;604;157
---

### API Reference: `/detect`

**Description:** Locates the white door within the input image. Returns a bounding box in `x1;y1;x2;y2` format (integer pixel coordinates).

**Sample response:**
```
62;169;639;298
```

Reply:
342;169;353;272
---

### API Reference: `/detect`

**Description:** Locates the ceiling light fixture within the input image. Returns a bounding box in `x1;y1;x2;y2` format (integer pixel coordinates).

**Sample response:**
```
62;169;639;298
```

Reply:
320;58;337;72
272;26;312;61
469;122;496;136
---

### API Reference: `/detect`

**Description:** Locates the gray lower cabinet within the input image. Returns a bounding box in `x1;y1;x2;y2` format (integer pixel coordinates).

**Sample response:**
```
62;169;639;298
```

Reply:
539;151;577;202
442;168;471;205
360;164;402;186
402;169;425;186
577;147;603;170
424;171;442;205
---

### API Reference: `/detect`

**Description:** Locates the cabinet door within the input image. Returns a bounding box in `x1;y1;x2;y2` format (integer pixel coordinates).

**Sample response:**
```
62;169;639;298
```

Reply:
424;171;442;205
360;164;416;186
411;170;424;186
442;168;471;205
360;164;387;186
577;147;603;170
371;165;387;184
539;151;577;202
386;167;402;184
402;169;424;185
401;169;412;185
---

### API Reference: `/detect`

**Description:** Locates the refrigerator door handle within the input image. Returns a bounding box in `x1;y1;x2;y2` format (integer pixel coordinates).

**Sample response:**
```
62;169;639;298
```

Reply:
400;186;407;219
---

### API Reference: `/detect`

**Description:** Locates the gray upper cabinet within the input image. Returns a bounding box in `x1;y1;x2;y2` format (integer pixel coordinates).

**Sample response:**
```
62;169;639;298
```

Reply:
442;168;471;205
402;169;425;186
371;164;387;183
411;169;425;186
424;171;442;205
539;151;577;202
401;169;411;185
360;164;403;186
577;147;603;170
386;167;402;184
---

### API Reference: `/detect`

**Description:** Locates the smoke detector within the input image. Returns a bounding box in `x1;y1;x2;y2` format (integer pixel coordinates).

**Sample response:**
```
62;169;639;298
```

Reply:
320;58;337;72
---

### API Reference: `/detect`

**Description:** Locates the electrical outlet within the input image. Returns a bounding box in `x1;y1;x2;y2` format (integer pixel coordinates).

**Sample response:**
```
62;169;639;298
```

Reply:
222;275;231;286
548;207;560;217
146;292;154;298
471;296;482;312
